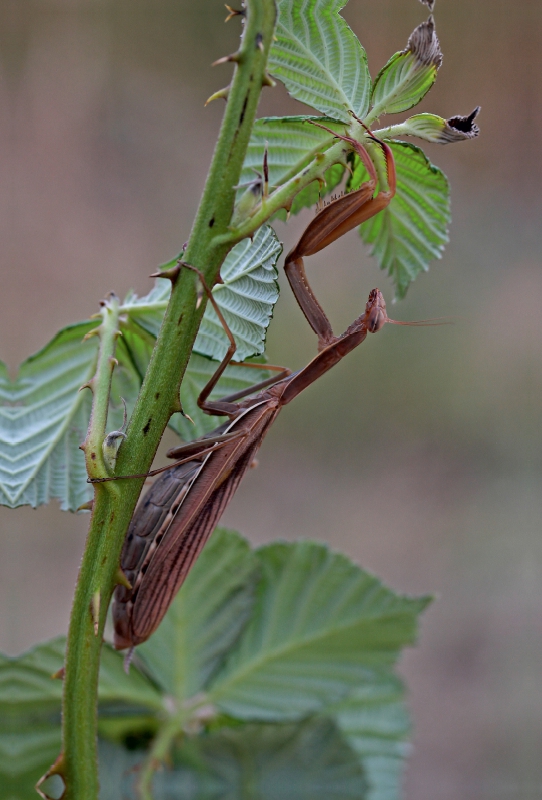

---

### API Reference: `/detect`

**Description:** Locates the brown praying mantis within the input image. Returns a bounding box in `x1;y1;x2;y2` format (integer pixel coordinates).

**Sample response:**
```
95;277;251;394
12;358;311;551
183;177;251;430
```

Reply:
103;126;422;651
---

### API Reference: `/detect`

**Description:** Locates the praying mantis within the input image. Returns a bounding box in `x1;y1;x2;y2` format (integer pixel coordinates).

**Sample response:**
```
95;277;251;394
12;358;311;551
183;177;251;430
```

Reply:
103;126;419;651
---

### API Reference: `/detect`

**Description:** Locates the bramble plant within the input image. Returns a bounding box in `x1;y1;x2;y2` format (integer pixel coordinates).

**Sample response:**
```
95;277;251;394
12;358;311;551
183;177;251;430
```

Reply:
0;1;479;798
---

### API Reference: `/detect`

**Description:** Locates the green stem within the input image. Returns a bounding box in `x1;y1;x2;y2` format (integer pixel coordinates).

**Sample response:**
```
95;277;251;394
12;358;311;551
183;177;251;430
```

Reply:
137;694;214;799
217;138;348;246
62;295;122;797
218;120;384;247
81;294;122;480
58;2;277;798
373;123;410;139
137;717;185;800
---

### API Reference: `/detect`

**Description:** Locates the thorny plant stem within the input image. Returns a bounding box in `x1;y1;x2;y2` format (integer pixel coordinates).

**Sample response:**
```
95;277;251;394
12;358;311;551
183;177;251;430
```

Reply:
58;2;278;798
221;138;348;244
61;295;122;798
218;121;384;247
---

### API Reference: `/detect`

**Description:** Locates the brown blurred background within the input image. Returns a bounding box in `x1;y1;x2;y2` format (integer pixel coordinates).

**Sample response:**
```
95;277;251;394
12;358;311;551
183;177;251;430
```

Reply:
1;0;541;797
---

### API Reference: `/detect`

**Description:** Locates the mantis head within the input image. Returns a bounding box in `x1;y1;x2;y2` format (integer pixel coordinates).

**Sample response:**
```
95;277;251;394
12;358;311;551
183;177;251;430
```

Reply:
365;289;389;332
365;288;451;332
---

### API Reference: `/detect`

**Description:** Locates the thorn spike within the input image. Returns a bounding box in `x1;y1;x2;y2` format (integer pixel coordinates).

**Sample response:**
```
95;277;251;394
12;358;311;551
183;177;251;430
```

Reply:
212;52;240;67
83;327;101;341
51;666;65;680
115;568;132;590
262;71;276;88
149;264;181;283
224;4;245;22
205;85;230;106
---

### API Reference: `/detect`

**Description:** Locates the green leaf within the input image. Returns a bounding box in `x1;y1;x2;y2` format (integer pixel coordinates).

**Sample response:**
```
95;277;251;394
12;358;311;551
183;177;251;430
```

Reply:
269;0;371;122
98;720;367;800
350;141;450;299
0;726;62;797
0;230;281;509
137;528;259;700
0;637;64;714
209;541;430;721
198;227;281;361
0;361;10;400
240;116;346;218
328;675;410;800
0;639;62;797
126;225;282;362
98;644;163;712
0;637;161;715
0;322;97;510
170;719;366;800
370;17;442;118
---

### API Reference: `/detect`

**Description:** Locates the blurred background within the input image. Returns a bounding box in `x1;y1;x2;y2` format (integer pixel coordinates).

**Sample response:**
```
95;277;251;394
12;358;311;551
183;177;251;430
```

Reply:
1;0;541;797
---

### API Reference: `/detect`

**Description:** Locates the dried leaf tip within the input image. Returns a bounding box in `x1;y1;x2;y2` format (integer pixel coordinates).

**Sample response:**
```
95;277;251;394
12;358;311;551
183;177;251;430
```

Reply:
406;16;442;69
447;106;481;138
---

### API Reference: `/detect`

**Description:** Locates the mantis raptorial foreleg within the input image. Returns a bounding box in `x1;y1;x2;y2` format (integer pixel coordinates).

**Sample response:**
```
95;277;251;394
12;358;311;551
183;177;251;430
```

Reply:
284;125;396;349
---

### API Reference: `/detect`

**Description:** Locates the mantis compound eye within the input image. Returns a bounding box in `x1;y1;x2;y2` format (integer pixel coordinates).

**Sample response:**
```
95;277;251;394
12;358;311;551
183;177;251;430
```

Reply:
365;289;388;332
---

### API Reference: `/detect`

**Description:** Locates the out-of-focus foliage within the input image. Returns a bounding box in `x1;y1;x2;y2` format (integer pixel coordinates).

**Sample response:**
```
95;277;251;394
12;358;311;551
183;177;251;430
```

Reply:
2;530;429;799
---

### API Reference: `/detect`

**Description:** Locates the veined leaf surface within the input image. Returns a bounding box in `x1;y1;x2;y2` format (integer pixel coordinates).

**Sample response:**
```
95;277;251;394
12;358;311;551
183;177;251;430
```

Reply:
269;0;371;122
209;541;430;721
358;142;450;299
126;225;281;362
347;141;450;298
328;675;411;800
98;720;367;800
0;229;281;509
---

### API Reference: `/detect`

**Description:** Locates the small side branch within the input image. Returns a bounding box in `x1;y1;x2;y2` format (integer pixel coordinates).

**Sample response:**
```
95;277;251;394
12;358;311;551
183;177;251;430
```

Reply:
80;293;122;482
